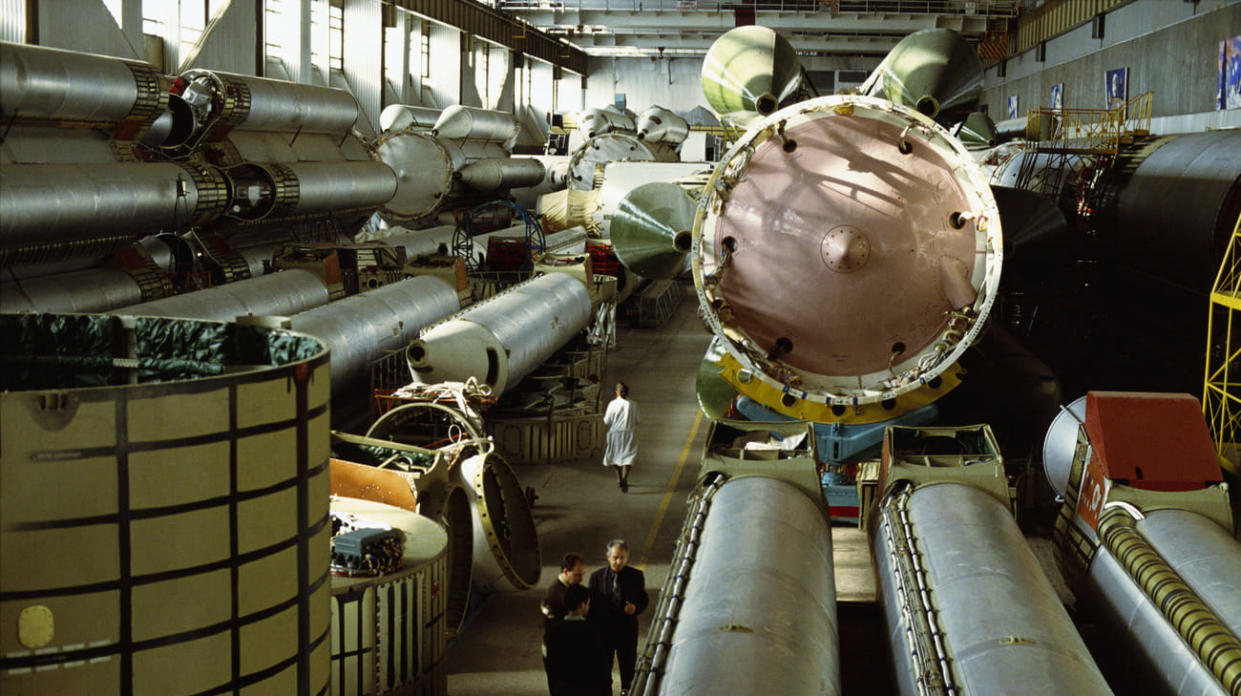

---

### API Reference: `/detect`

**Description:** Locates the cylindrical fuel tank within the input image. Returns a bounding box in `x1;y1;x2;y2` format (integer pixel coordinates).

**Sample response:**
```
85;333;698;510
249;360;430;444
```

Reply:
458;451;540;591
635;107;690;145
1110;132;1241;295
280;161;398;216
0;268;143;313
694;94;1001;415
0;313;331;696
0;163;227;258
329;497;448;696
643;476;838;696
113;269;330;321
701;25;801;123
458;157;546;191
432;105;519;146
379;104;441;132
406;273;592;394
579;107;636;137
873;483;1113;695
567;133;679;190
862;29;983;121
179;69;361;135
290;276;460;403
0;42;166;129
374;132;466;220
1137;510;1241;639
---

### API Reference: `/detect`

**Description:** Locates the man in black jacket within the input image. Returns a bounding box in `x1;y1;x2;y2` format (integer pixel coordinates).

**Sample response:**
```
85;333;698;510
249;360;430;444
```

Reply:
587;539;649;696
546;584;609;695
541;553;586;689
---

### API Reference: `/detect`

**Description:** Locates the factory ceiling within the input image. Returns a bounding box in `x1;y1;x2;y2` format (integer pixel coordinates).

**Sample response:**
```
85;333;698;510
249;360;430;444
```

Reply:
495;0;1019;57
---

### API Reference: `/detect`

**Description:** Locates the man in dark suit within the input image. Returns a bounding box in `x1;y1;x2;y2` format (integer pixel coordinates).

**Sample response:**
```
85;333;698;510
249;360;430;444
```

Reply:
587;539;649;696
546;584;609;696
541;553;586;689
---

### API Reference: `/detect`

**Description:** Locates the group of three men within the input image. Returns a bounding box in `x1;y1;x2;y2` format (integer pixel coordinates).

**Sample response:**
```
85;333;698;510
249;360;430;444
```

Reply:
541;540;649;696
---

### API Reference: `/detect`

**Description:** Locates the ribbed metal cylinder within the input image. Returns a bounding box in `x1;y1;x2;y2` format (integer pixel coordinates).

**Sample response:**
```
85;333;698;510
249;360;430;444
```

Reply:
873;483;1112;695
1095;508;1241;694
0;163;217;250
458;451;540;591
406;273;592;394
0;314;331;695
329;498;448;696
0;268;142;313
113;269;330;321
431;105;518;145
458;158;546;191
635;107;689;145
281;161;398;216
186;70;361;134
1137;510;1241;642
289;276;459;403
651;476;838;696
0;42;150;124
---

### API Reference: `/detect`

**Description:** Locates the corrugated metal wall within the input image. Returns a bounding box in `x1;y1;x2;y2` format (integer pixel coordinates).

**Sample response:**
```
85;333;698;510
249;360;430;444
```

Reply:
343;0;383;137
1;0;25;43
180;0;259;75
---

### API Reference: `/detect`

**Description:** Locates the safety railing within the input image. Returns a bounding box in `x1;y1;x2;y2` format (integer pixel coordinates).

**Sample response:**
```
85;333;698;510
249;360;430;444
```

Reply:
1023;91;1154;155
497;0;1019;15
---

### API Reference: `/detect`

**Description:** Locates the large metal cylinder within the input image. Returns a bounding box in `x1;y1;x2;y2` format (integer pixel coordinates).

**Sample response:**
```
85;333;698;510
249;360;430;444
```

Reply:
0;42;163;127
0;313;331;696
114;269;330;321
635;107;690;145
374;132;465;220
1137;510;1241;639
329;497;448;696
406;273;592;394
566;134;678;191
644;476;838;696
0;268;143;313
1110;132;1241;295
180;69;361;135
873;483;1112;695
379;104;441;132
290;276;460;403
0;163;225;254
431;105;518;146
458;158;546;191
458;451;541;591
280;161;398;216
580;107;636;137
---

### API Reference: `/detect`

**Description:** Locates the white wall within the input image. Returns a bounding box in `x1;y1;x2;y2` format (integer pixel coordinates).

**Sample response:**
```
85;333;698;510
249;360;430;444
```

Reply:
586;56;707;113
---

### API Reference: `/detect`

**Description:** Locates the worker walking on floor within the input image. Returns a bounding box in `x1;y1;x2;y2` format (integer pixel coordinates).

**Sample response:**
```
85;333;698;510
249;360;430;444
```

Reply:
603;381;638;492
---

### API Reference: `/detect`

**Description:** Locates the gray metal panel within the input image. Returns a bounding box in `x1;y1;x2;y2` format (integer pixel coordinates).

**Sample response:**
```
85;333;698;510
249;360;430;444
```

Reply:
1086;547;1226;696
876;483;1113;695
655;476;839;696
1138;510;1241;642
205;71;361;134
290;275;458;399
0;269;141;313
0;163;198;246
456;273;592;388
0;42;140;123
114;269;330;321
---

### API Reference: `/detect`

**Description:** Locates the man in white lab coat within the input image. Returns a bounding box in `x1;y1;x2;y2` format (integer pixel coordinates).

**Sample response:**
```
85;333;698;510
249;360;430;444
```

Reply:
603;382;638;492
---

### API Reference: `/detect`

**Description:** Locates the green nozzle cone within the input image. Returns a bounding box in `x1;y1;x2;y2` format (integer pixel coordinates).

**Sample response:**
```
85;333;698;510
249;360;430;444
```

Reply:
610;182;696;280
955;111;998;149
701;26;802;125
864;29;982;123
696;350;738;420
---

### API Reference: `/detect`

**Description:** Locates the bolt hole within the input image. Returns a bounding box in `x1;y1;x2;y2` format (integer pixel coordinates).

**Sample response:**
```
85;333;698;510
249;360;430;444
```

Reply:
881;398;896;410
891;342;906;355
898;140;913;155
722;236;738;253
949;212;968;229
781;394;797;408
767;337;794;360
831;405;847;417
928;376;943;389
782;139;798;153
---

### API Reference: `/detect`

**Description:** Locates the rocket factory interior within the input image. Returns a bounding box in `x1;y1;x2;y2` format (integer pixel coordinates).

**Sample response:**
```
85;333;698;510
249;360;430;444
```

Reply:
4;1;1241;695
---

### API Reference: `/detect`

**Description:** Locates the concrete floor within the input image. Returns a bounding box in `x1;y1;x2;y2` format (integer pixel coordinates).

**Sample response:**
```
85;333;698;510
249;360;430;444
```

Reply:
443;287;888;695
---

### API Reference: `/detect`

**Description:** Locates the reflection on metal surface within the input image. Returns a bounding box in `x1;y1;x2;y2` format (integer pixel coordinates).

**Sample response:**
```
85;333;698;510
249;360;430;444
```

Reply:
610;182;696;280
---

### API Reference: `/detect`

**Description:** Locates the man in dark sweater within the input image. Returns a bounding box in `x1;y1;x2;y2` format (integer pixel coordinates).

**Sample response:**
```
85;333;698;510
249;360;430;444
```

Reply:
587;539;649;696
541;553;586;688
546;584;609;695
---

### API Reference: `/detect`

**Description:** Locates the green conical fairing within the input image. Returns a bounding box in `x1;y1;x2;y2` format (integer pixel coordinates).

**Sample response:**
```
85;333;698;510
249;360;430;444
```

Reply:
701;26;802;124
610;182;696;280
864;29;983;122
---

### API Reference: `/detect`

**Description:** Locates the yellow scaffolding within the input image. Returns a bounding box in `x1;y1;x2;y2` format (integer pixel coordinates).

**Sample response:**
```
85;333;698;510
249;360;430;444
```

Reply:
1203;212;1241;477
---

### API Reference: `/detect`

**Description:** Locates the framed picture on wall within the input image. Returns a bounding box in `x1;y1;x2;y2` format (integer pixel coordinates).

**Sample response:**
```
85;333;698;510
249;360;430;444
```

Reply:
1227;36;1241;110
1007;95;1018;120
1051;83;1064;112
1105;67;1127;109
1220;40;1228;110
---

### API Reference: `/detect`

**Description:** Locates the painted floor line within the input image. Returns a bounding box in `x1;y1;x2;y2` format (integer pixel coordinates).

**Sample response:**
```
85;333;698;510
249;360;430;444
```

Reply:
636;408;703;570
